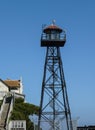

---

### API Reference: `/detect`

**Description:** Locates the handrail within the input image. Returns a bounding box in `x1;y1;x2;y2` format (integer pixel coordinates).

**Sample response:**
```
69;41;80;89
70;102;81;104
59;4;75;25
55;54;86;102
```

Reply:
0;95;6;121
5;94;13;130
41;32;66;41
14;92;25;99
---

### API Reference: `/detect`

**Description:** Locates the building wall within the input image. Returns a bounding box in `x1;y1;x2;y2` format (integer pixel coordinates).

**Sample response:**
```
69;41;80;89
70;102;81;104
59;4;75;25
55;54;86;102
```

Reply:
10;79;23;94
0;79;23;100
10;88;20;94
8;120;26;130
0;81;9;100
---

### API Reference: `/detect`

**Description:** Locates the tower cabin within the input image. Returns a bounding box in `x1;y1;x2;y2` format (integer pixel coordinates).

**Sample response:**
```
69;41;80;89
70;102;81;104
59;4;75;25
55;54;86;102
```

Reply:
41;22;66;47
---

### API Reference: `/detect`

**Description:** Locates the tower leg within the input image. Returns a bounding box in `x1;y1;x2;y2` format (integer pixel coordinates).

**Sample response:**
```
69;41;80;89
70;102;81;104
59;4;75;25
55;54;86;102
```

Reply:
38;47;73;130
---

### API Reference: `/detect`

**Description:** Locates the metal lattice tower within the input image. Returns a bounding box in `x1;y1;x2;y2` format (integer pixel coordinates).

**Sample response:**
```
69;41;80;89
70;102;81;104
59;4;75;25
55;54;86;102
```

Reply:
38;21;73;130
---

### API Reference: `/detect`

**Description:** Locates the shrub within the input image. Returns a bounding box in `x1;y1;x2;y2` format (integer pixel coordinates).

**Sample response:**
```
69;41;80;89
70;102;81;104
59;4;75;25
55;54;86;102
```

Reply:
10;98;39;130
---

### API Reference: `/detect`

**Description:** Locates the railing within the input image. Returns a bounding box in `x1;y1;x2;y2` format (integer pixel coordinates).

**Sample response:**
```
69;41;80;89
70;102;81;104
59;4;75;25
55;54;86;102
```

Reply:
0;95;6;121
0;92;13;129
0;92;25;129
41;32;66;41
5;94;13;130
13;92;25;99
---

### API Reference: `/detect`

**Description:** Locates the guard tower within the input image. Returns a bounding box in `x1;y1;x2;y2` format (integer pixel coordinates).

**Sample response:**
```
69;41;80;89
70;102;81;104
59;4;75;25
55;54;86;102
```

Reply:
38;21;73;130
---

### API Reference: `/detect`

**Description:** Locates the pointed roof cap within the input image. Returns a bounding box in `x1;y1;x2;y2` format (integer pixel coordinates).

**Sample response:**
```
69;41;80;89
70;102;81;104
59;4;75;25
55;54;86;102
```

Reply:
43;20;63;33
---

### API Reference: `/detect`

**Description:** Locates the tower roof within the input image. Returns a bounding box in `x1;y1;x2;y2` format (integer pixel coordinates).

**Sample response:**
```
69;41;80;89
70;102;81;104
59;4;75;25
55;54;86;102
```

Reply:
43;23;63;33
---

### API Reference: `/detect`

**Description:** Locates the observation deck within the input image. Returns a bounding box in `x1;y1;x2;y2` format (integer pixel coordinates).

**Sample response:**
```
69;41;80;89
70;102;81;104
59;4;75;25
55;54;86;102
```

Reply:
41;32;66;47
41;23;66;47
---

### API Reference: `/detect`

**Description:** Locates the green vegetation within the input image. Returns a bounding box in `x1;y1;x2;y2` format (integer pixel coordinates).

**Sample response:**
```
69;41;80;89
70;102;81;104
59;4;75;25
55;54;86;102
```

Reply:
10;97;39;130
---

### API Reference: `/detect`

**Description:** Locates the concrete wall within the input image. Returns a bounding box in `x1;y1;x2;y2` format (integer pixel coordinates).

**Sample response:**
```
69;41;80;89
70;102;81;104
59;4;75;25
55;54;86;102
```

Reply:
0;81;8;100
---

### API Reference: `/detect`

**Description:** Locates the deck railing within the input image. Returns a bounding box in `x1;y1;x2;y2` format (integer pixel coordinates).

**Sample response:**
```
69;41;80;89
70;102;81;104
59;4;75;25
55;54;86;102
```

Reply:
41;32;66;41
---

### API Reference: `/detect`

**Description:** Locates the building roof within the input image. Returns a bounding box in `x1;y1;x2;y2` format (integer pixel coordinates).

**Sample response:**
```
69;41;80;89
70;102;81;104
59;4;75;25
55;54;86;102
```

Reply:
4;79;20;88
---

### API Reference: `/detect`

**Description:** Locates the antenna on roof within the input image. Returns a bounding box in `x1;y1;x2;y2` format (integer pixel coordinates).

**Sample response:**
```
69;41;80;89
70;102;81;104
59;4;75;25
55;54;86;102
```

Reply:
52;19;56;25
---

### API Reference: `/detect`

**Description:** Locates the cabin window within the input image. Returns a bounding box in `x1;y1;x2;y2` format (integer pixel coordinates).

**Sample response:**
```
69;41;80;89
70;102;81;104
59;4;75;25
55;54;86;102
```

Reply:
46;34;50;40
46;31;60;40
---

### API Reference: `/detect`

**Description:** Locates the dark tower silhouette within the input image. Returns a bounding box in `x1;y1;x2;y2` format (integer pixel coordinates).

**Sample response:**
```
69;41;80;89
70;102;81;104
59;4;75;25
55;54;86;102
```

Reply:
38;21;73;130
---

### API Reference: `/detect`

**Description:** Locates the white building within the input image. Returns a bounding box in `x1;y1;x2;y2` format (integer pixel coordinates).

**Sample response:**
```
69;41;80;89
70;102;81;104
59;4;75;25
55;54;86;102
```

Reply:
8;120;26;130
0;78;24;100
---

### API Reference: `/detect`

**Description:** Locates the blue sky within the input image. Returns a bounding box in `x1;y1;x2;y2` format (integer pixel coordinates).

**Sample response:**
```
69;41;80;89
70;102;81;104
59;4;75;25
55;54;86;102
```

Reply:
0;0;95;126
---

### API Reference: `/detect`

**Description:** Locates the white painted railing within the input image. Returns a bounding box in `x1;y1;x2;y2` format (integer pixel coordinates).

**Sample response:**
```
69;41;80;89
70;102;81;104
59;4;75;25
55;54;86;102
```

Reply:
0;95;6;120
14;92;25;99
5;94;13;130
0;92;25;129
